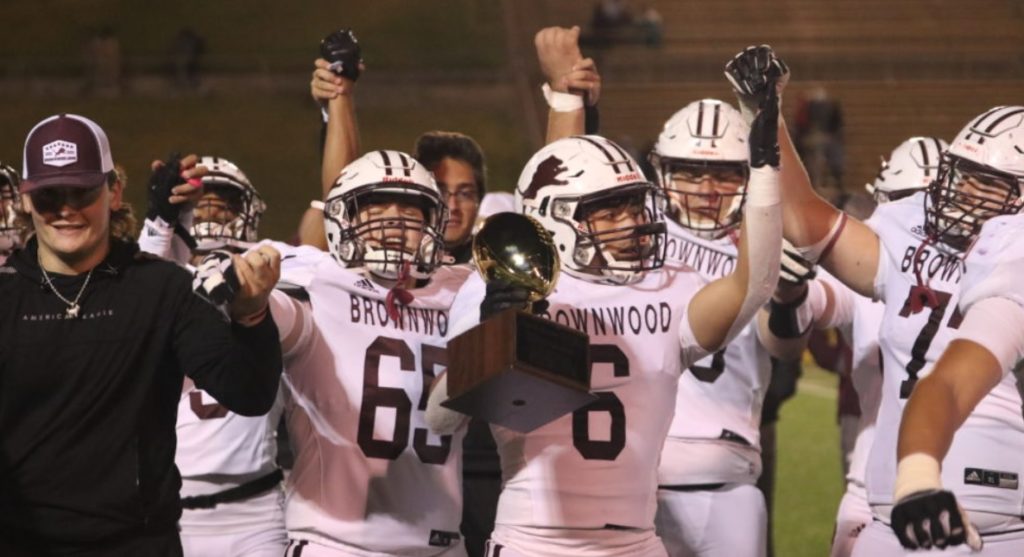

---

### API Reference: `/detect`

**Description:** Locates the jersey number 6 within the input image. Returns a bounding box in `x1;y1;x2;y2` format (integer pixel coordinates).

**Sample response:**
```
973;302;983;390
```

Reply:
572;344;629;460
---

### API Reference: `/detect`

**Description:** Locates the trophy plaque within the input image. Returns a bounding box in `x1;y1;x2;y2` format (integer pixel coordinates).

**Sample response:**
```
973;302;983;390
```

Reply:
443;213;595;433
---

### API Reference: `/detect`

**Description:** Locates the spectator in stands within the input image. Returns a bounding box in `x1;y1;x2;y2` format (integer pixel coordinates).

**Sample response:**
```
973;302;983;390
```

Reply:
794;86;845;193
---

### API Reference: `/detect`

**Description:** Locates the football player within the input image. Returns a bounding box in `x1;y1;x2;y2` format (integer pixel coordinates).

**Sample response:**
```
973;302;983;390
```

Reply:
138;156;286;557
892;212;1024;553
758;136;947;557
266;150;472;557
0;162;24;262
647;98;771;557
430;92;781;555
726;45;1024;555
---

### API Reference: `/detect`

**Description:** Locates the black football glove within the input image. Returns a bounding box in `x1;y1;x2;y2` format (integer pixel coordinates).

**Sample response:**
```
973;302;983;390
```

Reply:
320;29;362;82
724;45;790;120
480;279;548;321
891;489;983;551
192;249;242;320
146;154;185;223
779;239;816;287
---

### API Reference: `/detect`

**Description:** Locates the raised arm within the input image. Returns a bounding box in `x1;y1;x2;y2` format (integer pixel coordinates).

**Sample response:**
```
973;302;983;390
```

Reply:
301;30;363;249
535;26;601;143
726;46;880;297
686;71;782;352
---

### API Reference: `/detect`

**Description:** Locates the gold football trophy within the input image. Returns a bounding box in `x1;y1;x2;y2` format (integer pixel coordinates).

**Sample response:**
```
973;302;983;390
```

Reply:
444;212;595;433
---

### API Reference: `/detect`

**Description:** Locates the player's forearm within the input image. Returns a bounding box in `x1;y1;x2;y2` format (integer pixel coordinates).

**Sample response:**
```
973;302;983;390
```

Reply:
545;107;585;144
321;95;360;196
689;166;781;351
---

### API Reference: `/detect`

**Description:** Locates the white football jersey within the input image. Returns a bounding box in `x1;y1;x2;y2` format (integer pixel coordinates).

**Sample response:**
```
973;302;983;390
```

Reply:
175;379;283;483
271;243;471;556
865;194;1024;516
448;266;707;530
815;270;883;490
658;220;771;485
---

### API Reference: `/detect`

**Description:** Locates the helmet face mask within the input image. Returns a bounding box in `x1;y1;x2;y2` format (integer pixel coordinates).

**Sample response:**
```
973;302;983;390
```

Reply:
325;151;447;281
650;99;750;239
517;135;667;285
926;155;1023;250
654;157;748;237
191;157;265;253
0;164;23;254
923;107;1024;251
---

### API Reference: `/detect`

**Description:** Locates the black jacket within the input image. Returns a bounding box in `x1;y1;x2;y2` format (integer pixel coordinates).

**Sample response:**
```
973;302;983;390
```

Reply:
0;238;282;551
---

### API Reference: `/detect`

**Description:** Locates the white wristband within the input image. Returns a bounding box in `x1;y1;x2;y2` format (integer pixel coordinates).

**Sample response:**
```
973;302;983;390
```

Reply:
894;452;942;502
542;83;585;112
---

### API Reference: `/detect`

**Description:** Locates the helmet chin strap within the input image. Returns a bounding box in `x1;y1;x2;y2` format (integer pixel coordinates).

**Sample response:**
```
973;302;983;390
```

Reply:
385;260;415;322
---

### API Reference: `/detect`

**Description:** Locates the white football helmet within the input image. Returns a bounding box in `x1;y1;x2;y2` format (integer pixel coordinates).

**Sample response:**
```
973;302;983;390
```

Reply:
649;98;750;238
926;106;1024;250
0;163;22;254
324;150;447;280
516;135;666;285
191;156;266;252
866;136;948;203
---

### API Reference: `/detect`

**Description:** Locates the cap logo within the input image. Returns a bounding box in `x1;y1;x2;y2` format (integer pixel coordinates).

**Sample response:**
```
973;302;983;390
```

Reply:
42;140;78;167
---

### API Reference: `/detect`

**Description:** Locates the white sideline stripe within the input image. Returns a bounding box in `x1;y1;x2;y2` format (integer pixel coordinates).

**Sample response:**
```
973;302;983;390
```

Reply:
798;380;837;400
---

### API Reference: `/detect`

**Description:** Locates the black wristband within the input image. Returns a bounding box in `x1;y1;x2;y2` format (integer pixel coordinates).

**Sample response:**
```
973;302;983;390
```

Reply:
767;285;811;340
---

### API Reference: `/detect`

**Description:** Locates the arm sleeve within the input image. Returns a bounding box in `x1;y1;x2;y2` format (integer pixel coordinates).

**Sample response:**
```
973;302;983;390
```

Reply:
173;270;283;416
953;297;1024;374
721;165;783;346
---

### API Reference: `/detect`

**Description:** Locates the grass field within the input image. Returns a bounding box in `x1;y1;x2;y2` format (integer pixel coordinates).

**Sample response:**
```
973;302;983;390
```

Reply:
775;363;845;557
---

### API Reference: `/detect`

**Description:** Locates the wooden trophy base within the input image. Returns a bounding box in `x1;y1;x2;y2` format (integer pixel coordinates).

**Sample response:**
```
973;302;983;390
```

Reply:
444;308;595;433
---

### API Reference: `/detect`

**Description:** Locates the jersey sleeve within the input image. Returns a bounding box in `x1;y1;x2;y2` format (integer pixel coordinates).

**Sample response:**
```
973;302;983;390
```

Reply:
446;273;486;340
960;215;1024;311
954;297;1024;373
677;300;710;369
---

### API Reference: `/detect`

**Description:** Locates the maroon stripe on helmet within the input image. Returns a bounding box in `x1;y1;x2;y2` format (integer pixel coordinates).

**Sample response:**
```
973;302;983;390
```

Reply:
577;135;623;173
984;107;1024;133
378;150;393;175
397;152;412;176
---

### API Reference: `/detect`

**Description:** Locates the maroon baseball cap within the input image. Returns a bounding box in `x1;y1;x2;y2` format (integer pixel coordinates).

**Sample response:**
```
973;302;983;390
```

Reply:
21;114;114;193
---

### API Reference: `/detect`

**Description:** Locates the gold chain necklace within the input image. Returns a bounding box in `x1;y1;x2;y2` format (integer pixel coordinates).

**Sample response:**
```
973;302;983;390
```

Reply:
40;265;94;319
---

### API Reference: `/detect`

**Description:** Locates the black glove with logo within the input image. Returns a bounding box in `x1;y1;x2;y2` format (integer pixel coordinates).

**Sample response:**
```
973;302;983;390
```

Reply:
320;29;362;81
146;154;185;223
480;279;549;321
891;489;982;551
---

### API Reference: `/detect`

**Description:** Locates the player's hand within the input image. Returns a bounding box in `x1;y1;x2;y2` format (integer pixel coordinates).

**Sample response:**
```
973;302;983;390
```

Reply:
535;25;598;104
147;153;205;223
320;29;362;82
231;245;282;325
780;239;816;286
311;58;362;104
724;45;789;124
891;489;983;552
480;279;547;321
